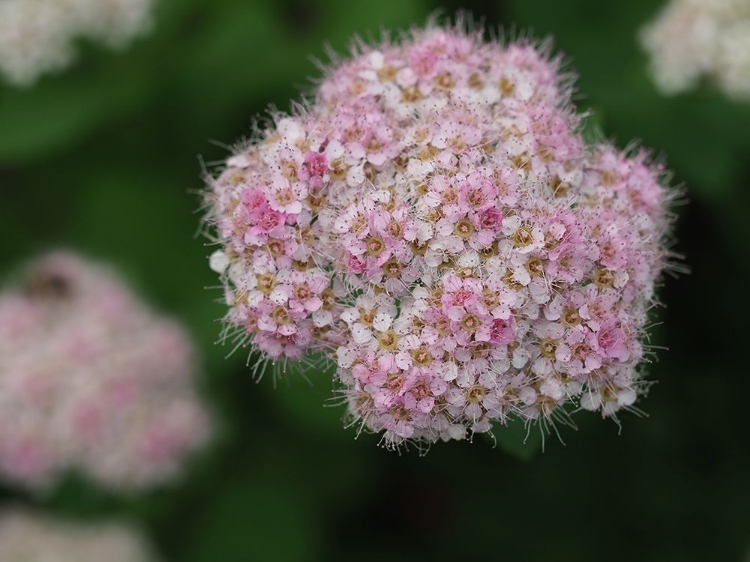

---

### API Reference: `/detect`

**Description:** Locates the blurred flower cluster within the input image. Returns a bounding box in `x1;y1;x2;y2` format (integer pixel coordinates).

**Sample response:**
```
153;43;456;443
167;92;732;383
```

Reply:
0;0;153;86
206;24;675;449
640;0;750;100
0;508;160;562
0;251;211;492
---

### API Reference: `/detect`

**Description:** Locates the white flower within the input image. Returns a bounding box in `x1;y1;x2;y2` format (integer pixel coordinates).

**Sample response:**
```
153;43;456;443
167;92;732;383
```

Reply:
0;0;153;86
372;312;393;332
0;509;161;562
641;0;750;100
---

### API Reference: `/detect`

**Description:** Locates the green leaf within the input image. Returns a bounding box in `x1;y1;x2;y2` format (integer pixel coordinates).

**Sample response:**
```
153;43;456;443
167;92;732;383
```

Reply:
37;474;121;517
270;356;350;440
493;418;544;461
581;106;606;144
185;473;319;562
0;48;154;165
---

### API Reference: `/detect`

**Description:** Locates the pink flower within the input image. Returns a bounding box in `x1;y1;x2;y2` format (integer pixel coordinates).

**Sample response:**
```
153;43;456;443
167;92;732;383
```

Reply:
205;22;676;450
0;252;211;491
298;151;328;189
482;318;516;345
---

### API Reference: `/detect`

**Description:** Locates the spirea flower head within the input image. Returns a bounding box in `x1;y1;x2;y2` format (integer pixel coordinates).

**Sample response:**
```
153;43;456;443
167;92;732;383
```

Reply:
0;508;160;562
640;0;750;100
204;21;676;450
0;0;153;86
0;251;211;491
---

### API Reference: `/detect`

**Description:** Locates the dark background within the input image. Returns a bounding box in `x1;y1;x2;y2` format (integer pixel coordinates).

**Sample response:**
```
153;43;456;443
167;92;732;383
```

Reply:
1;0;749;560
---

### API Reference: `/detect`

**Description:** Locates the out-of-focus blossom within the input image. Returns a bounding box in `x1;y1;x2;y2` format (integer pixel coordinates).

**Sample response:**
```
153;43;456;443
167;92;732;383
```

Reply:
0;251;211;492
0;508;160;562
640;0;750;100
0;0;153;86
204;22;677;449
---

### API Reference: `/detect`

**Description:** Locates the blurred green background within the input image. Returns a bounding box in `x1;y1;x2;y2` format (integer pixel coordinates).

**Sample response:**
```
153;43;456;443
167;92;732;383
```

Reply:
2;0;749;560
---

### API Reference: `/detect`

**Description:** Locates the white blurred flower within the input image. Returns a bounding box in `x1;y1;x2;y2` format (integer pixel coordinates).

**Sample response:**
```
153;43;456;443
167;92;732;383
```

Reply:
0;251;211;493
0;0;153;86
641;0;750;100
0;508;160;562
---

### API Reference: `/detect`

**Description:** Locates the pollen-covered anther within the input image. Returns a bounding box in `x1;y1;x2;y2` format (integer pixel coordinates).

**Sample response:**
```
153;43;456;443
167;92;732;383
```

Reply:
540;339;558;359
410;347;433;366
320;289;338;310
256;273;276;295
435;72;455;89
466;385;486;404
454;218;476;239
549;176;570;197
377;330;399;351
562;307;581;327
526;256;544;277
460;313;480;333
365;236;386;257
402;86;423;102
593;268;615;288
382;259;402;278
513;225;534;247
536;394;558;416
271;306;292;325
499;76;515;96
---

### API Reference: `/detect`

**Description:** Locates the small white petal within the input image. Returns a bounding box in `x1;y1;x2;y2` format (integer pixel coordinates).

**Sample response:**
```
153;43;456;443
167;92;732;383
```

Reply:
372;312;392;332
209;250;230;273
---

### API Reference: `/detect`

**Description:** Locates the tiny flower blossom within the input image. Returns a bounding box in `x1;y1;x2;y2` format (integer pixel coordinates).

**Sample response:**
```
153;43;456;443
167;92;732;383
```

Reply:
0;509;161;562
0;251;211;491
0;0;153;86
205;22;676;450
640;0;750;100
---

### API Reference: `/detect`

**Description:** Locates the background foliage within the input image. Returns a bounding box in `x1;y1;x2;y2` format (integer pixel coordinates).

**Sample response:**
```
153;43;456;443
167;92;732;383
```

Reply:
1;0;749;560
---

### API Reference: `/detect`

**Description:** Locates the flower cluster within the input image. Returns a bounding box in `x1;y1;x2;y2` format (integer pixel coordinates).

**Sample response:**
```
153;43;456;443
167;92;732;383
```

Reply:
0;251;211;492
640;0;750;100
0;508;160;562
0;0;152;86
205;24;674;449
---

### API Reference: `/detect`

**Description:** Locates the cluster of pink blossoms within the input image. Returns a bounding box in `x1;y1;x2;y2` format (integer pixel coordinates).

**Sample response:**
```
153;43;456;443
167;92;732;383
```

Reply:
0;252;211;491
206;24;674;448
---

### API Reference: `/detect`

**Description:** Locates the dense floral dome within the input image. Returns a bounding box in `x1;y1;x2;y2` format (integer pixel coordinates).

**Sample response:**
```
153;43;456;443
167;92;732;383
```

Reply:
0;251;211;490
205;23;675;448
